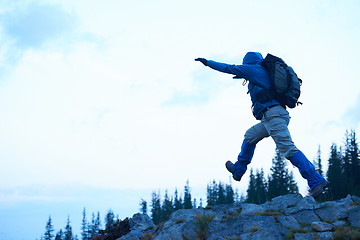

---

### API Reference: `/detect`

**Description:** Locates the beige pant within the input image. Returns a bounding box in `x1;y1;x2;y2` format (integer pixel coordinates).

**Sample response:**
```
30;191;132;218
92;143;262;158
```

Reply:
244;105;299;159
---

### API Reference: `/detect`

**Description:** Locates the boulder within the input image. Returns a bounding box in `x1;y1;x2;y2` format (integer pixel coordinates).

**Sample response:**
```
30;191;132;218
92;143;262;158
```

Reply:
277;215;300;229
294;233;315;240
240;203;265;215
283;196;316;215
262;193;303;210
153;208;206;240
118;213;156;240
129;213;155;231
109;194;360;240
314;195;352;222
311;221;334;232
292;210;320;224
317;232;333;240
348;205;360;228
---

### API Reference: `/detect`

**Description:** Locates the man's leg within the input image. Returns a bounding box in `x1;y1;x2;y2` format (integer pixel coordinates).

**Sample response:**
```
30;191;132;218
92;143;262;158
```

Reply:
290;151;326;191
262;106;326;192
226;122;269;181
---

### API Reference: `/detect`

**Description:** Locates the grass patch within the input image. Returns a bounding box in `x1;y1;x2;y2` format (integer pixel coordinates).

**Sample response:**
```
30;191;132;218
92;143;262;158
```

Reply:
333;226;360;240
299;222;311;228
223;208;242;220
253;209;283;219
194;214;215;240
155;221;165;232
176;219;185;224
285;228;310;240
250;226;259;232
141;233;155;240
182;234;189;240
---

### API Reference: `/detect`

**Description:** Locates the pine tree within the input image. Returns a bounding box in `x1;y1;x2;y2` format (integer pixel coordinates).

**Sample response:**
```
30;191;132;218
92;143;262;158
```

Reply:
88;212;101;237
343;132;353;193
288;171;299;194
314;145;324;175
55;230;64;240
173;189;183;210
216;182;226;205
206;180;217;206
225;182;235;204
95;212;101;235
81;208;89;240
183;180;193;209
348;130;360;195
206;180;235;206
268;149;298;199
44;216;54;240
105;210;115;231
246;169;256;203
161;190;173;222
327;143;346;199
151;191;162;225
254;169;268;204
140;198;147;215
64;216;73;240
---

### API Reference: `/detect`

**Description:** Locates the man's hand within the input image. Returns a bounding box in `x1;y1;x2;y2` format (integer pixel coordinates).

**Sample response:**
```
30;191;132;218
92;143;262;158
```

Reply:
195;58;208;66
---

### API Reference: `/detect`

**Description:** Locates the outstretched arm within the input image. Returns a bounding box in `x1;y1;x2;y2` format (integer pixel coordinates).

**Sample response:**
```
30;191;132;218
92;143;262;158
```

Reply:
195;58;249;79
194;58;208;66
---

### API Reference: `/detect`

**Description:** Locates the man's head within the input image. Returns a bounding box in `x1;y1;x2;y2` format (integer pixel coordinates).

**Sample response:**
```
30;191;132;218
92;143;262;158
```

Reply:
242;52;263;65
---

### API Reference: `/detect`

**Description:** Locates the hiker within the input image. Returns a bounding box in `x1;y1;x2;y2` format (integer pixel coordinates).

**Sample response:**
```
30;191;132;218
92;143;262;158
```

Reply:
195;52;328;198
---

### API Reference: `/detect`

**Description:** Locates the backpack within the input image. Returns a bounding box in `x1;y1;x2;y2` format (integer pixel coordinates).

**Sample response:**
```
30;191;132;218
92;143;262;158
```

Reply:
261;54;302;108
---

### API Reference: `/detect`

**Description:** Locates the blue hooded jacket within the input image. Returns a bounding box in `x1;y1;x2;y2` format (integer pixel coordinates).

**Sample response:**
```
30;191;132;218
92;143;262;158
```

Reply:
206;52;280;120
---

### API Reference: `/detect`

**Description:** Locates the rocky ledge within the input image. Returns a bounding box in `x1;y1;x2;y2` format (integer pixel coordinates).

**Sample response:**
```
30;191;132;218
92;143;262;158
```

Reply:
101;194;360;240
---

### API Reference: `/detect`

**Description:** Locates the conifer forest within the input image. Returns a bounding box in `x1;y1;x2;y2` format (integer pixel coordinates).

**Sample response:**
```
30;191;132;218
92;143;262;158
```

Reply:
39;130;360;240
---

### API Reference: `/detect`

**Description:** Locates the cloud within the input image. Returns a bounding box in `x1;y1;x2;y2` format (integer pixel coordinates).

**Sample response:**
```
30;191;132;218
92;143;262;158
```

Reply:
163;69;235;106
1;2;76;49
343;94;360;129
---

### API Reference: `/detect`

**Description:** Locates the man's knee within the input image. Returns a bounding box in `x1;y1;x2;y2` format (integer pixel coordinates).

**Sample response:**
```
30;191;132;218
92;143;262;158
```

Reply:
283;147;299;159
244;127;268;144
244;131;257;144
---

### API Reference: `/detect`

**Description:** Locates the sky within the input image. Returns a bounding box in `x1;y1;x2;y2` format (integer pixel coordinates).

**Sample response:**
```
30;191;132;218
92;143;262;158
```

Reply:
0;0;360;239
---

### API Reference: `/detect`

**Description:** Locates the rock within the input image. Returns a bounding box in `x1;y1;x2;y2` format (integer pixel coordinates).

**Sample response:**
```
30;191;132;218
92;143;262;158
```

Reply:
207;203;241;221
351;195;360;203
293;210;320;224
294;233;315;240
349;205;360;228
153;208;206;240
240;203;264;215
277;215;300;229
284;196;316;215
118;230;143;240
317;232;333;240
240;228;285;240
262;193;303;210
104;194;360;240
118;213;155;240
241;215;277;233
314;195;352;222
311;221;334;232
129;213;155;231
333;220;346;227
208;214;279;239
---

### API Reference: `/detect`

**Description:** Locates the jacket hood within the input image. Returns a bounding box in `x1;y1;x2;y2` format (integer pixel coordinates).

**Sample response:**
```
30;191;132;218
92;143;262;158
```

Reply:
242;52;263;65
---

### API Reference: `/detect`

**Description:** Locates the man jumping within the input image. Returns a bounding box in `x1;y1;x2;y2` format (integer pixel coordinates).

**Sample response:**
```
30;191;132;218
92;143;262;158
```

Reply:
195;52;328;198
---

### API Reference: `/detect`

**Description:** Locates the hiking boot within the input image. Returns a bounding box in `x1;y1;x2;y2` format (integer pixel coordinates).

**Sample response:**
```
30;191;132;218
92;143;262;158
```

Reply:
225;161;242;181
309;180;329;199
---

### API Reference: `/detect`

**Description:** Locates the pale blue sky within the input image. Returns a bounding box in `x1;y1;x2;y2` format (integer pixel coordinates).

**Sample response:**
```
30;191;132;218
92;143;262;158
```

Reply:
0;0;360;239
